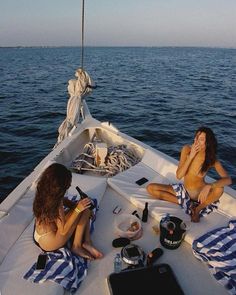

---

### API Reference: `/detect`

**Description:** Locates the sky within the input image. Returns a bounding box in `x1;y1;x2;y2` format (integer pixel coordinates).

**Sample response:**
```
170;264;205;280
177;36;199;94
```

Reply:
1;0;236;48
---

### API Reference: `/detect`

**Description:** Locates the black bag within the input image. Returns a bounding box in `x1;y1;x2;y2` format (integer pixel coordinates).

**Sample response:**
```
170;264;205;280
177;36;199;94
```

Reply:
107;263;184;295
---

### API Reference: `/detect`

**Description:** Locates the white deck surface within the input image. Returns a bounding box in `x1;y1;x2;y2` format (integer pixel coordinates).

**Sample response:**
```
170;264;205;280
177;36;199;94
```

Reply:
72;186;228;295
0;118;233;295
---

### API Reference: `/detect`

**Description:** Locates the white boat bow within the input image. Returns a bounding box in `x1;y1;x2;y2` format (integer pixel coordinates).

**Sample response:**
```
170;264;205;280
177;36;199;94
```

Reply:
0;82;235;294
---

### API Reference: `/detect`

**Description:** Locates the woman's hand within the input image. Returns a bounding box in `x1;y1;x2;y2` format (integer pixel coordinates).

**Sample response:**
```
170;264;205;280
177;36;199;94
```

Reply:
198;184;211;204
189;140;200;160
75;198;92;212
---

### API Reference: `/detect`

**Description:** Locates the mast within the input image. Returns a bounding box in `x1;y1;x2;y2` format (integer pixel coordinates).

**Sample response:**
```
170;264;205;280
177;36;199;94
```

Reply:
81;0;85;69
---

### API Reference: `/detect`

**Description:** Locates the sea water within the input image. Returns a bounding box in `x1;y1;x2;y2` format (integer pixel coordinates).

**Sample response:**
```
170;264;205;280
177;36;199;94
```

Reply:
0;47;236;202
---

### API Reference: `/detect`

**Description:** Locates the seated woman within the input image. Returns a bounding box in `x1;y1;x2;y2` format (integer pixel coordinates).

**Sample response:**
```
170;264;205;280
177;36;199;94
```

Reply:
146;126;232;222
33;163;103;259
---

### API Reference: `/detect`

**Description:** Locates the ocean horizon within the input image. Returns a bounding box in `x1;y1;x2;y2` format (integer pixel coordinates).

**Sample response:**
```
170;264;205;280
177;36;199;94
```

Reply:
1;45;236;49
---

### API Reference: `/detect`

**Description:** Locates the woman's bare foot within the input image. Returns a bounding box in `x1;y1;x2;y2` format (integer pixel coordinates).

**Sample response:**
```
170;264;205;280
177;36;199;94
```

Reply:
83;242;103;259
190;207;200;223
72;246;94;260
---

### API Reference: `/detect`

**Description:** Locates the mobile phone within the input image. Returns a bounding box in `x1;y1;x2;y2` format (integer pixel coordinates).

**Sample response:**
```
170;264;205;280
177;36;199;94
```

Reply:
36;253;48;270
135;177;148;186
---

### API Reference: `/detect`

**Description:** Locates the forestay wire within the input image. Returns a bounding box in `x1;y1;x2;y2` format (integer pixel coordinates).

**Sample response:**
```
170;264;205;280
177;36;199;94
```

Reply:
81;0;85;69
54;0;94;148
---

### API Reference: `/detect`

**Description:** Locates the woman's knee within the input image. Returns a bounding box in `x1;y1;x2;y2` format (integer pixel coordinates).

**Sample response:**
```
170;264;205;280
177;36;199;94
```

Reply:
212;187;224;199
76;208;90;224
146;183;163;199
206;187;224;204
82;208;91;219
146;183;152;194
146;183;158;195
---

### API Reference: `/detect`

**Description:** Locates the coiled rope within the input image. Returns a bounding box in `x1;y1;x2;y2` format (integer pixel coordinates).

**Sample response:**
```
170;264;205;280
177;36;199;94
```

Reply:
71;142;140;177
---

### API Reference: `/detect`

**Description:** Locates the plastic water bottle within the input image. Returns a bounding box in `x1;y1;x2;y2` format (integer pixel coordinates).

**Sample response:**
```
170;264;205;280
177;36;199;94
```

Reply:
114;253;122;273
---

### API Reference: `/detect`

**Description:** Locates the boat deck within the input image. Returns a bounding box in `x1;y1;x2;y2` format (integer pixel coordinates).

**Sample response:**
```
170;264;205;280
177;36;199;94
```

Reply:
0;118;234;295
73;186;228;295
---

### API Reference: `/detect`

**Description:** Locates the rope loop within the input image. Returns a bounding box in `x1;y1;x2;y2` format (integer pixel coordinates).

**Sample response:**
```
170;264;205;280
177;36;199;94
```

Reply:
70;142;141;176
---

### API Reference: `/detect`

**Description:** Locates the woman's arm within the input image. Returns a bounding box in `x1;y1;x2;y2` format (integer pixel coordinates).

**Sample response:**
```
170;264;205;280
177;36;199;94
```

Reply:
198;160;232;204
210;160;232;188
176;143;199;179
56;197;92;236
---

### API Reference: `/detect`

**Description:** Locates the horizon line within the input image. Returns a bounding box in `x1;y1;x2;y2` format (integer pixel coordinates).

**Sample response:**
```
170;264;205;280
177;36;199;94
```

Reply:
1;45;236;50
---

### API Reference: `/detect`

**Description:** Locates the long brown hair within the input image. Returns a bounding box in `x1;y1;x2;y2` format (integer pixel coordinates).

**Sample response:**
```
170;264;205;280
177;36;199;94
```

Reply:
195;126;217;173
33;163;72;224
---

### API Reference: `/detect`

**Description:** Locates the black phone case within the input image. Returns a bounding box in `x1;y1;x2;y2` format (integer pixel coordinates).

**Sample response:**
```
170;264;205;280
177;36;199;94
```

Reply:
107;263;184;295
36;254;47;270
135;177;148;186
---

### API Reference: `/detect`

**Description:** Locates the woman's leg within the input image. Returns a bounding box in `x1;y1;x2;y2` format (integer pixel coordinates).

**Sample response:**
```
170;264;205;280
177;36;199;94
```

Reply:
71;209;94;259
146;183;179;204
82;218;103;259
71;209;103;259
191;187;224;222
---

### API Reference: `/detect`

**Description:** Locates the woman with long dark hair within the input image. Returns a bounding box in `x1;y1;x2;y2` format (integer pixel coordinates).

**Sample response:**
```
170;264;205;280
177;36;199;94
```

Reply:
33;163;103;259
146;126;232;222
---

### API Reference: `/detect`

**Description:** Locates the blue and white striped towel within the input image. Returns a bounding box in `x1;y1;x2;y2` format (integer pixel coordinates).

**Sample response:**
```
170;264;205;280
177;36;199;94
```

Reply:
24;195;99;293
64;195;98;233
192;219;236;295
24;247;88;293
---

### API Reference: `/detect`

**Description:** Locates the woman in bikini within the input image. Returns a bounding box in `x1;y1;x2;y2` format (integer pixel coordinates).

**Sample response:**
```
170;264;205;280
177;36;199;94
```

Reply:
146;126;232;222
33;163;103;260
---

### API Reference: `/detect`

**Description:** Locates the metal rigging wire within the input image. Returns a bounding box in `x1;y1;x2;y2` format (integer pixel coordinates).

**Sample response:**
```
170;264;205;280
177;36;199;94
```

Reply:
81;0;85;69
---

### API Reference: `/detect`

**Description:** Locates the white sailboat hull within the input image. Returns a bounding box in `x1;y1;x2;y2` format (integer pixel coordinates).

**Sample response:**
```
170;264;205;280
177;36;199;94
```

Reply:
0;100;235;295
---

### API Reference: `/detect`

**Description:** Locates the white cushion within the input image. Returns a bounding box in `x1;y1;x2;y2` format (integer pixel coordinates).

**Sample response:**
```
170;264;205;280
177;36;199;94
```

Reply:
107;162;170;198
69;173;107;205
0;222;64;295
141;148;179;182
0;188;35;264
217;187;236;218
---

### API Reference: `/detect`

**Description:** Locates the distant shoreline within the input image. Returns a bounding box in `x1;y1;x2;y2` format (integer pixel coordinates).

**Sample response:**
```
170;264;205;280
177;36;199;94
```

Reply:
1;45;236;50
